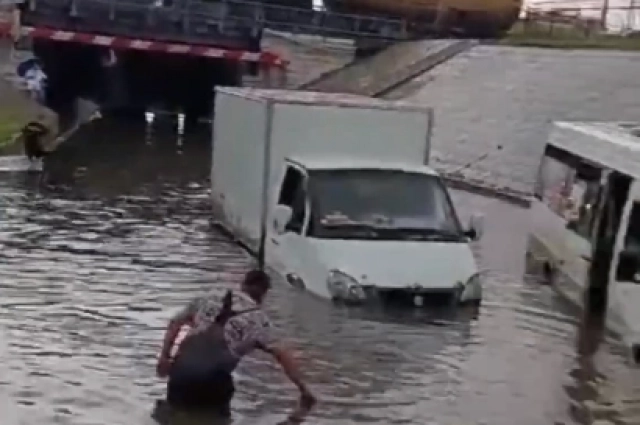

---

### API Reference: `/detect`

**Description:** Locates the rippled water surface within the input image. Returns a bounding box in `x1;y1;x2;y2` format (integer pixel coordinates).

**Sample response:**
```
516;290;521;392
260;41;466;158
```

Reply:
1;120;640;425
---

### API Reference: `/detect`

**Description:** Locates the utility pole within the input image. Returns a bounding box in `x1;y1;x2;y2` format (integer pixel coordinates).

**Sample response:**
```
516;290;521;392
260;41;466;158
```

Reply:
628;0;637;30
600;0;609;30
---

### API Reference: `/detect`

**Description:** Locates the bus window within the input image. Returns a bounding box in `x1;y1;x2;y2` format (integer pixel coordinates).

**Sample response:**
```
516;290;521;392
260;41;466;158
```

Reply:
616;202;640;283
566;175;601;241
535;145;603;241
534;154;573;215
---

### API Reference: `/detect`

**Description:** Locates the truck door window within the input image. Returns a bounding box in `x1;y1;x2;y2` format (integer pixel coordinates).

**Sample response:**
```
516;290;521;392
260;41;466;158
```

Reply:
278;167;307;234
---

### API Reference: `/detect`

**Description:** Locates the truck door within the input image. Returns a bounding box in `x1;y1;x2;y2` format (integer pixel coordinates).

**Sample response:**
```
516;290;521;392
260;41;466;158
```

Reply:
268;163;310;288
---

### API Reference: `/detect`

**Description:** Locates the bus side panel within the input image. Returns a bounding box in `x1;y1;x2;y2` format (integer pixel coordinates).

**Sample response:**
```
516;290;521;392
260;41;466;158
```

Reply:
212;92;268;248
528;200;590;308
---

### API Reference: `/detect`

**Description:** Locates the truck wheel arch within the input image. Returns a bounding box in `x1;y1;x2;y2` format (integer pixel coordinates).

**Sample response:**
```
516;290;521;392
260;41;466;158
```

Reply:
286;273;306;290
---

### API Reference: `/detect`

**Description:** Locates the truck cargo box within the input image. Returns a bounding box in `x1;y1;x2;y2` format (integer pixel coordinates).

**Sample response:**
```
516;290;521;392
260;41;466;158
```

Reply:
211;87;433;249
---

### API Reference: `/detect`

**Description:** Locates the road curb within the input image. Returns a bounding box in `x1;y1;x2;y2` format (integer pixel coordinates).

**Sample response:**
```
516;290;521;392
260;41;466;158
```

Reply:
298;39;474;95
371;40;476;97
442;174;532;207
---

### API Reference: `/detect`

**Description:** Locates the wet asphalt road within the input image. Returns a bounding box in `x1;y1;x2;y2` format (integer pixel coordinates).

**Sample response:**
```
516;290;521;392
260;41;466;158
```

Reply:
395;45;640;194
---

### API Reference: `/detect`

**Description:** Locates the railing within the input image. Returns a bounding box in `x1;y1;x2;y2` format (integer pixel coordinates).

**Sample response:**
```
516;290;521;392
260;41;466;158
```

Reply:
521;5;640;35
22;0;259;48
521;7;603;36
21;0;409;49
234;1;408;40
504;8;640;51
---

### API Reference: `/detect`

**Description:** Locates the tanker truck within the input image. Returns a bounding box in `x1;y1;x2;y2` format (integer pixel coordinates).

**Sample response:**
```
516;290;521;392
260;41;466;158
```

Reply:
250;0;521;38
321;0;522;38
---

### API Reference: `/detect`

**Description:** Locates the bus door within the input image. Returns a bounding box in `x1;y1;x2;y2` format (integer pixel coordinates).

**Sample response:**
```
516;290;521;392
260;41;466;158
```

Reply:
580;171;631;315
609;178;640;322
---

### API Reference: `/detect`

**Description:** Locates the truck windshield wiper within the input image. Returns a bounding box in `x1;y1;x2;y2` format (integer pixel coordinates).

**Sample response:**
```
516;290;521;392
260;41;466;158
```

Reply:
322;221;380;232
389;227;464;241
322;222;464;241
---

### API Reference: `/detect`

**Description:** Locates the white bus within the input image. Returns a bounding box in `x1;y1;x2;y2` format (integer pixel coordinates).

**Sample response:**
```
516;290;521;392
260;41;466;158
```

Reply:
527;121;640;362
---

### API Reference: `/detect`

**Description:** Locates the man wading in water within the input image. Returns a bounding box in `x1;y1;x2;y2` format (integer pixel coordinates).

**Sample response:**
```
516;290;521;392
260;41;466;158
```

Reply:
156;270;316;420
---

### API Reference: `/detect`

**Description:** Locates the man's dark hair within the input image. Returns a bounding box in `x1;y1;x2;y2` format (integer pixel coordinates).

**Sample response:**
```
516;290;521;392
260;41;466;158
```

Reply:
215;270;271;324
243;269;271;290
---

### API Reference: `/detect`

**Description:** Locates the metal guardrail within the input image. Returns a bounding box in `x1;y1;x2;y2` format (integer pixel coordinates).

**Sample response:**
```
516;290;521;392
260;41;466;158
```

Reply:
21;0;409;49
22;0;258;48
246;2;408;40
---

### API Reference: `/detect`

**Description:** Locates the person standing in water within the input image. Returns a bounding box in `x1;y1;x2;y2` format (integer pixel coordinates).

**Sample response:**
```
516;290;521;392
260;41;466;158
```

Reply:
22;119;49;162
156;269;316;419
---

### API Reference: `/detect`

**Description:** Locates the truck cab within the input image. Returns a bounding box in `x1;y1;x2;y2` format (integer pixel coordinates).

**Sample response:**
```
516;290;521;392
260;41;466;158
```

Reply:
266;157;485;306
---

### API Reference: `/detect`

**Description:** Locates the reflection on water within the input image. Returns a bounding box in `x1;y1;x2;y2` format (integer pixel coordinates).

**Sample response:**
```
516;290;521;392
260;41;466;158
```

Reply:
1;120;640;425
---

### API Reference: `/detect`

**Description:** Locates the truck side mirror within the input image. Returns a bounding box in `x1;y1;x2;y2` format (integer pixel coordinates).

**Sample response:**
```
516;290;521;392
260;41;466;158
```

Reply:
466;213;484;241
273;204;293;235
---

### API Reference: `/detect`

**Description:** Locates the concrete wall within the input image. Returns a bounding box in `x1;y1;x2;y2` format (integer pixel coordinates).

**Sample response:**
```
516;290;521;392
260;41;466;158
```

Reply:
403;45;640;194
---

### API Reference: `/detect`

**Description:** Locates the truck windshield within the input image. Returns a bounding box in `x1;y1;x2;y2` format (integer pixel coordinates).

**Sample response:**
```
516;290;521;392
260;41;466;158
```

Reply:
307;169;465;241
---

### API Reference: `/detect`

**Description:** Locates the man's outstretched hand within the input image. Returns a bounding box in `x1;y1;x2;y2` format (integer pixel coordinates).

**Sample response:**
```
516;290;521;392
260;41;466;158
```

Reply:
299;389;316;411
280;389;316;424
156;355;172;378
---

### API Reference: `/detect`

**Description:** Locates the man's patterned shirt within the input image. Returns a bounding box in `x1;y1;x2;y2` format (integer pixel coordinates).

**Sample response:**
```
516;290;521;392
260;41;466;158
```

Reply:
172;289;277;358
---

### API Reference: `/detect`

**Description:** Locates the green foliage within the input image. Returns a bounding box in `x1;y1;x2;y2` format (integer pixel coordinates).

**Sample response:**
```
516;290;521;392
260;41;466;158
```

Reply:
502;21;640;51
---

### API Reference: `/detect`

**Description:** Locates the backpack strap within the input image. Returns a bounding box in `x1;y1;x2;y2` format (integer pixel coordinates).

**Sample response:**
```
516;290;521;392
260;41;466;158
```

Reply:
213;289;234;325
230;306;261;317
213;291;261;325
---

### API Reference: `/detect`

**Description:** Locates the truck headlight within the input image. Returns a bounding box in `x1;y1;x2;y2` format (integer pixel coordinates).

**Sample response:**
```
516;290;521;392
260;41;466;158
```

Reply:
466;273;481;288
459;272;483;303
327;270;365;302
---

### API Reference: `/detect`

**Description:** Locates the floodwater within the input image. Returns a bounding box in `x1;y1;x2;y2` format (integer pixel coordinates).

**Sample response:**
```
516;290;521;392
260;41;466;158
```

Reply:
1;119;640;425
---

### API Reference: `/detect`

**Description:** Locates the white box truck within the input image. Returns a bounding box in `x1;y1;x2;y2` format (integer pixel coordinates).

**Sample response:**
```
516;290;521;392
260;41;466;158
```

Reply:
211;87;484;306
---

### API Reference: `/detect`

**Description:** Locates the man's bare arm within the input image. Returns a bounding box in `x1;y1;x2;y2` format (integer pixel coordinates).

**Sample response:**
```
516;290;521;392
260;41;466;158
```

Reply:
264;345;310;393
159;298;199;359
159;320;185;359
254;314;314;402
